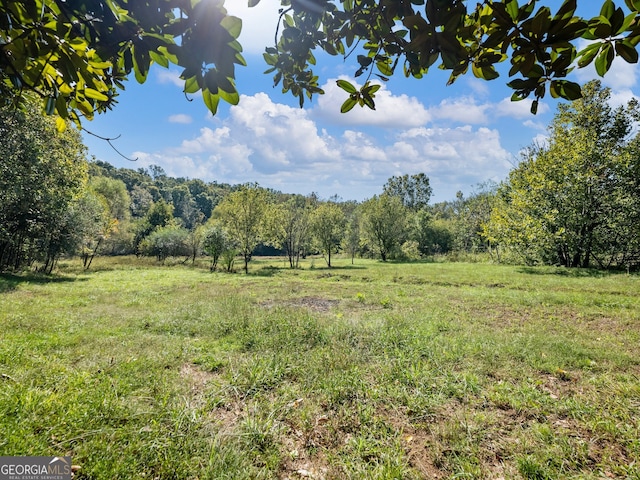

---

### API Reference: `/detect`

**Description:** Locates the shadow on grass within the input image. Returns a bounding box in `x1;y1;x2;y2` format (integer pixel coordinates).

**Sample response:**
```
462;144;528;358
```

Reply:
310;264;367;271
252;264;367;277
251;265;283;277
516;266;621;278
0;272;86;293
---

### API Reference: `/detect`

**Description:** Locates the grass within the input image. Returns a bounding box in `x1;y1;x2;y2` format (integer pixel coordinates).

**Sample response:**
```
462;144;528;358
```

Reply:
1;255;639;479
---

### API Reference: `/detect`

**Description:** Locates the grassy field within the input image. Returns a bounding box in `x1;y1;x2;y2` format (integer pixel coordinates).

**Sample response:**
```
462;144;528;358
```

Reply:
1;256;639;479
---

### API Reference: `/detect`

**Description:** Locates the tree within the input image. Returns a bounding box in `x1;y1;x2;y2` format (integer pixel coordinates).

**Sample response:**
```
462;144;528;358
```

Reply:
342;212;362;265
451;184;497;253
90;176;131;223
3;0;640;122
0;99;87;271
360;194;409;261
74;190;115;270
310;202;346;267
171;185;204;230
215;184;270;274
383;173;432;211
485;80;640;268
202;224;232;272
265;195;314;269
130;185;154;218
409;208;453;255
139;225;190;263
134;199;175;251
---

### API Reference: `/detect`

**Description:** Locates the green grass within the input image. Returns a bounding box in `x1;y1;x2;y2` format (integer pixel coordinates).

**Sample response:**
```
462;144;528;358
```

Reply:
1;256;639;479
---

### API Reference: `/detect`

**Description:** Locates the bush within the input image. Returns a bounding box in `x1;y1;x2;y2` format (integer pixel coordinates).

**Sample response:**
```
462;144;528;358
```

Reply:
139;225;190;263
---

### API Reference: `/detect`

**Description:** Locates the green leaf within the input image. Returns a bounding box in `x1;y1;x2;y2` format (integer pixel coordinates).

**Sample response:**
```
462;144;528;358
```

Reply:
560;81;582;99
615;40;639;63
202;89;220;115
376;60;393;76
600;0;615;19
84;88;109;101
554;0;577;21
505;0;519;22
617;12;637;34
183;76;200;94
530;99;539;114
45;96;56;115
340;95;358;113
357;55;372;67
149;50;169;68
221;16;242;39
577;42;601;67
364;83;381;95
55;116;67;132
625;0;640;12
219;89;240;105
336;79;357;94
595;43;614;76
361;93;375;110
590;16;613;38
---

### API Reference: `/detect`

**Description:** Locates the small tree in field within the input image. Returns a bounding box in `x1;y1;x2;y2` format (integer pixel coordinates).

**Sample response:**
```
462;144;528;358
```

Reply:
361;195;408;261
215;184;269;274
139;225;190;263
342;213;361;265
311;202;346;268
202;224;230;271
264;195;313;269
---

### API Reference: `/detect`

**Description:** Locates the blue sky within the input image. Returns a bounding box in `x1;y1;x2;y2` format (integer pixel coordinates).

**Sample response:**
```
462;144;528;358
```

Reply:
81;0;639;203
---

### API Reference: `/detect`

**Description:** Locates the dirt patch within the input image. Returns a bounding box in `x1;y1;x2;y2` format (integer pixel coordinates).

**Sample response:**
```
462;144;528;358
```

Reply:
179;363;220;408
261;296;340;313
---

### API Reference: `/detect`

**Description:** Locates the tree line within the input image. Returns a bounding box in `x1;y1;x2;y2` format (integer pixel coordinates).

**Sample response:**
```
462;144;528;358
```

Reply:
2;81;639;273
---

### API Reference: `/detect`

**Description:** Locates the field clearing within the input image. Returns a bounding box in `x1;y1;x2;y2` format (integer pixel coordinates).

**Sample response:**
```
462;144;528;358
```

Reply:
1;256;639;479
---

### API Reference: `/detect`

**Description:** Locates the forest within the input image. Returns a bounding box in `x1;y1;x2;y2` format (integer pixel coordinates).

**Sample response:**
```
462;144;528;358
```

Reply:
1;81;640;274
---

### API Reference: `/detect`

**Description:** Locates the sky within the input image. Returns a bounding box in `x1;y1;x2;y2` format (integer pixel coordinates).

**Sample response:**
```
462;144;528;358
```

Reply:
81;0;640;203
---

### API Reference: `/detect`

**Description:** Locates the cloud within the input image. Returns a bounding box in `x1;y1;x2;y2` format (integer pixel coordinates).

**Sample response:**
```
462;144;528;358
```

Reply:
313;77;431;127
429;96;489;124
131;92;514;201
523;119;548;131
608;88;640;108
155;69;183;87
225;0;281;55
168;114;193;124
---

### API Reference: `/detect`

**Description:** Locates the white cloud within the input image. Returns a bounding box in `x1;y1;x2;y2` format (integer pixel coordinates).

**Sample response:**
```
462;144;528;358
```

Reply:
156;69;183;87
168;114;193;124
523;119;548;131
430;96;489;124
314;77;431;127
131;92;515;201
608;88;640;108
465;78;491;97
225;0;281;55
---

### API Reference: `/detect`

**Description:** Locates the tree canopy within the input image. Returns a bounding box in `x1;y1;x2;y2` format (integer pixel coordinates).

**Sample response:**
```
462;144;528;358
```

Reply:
0;99;87;271
2;0;639;123
485;80;640;268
